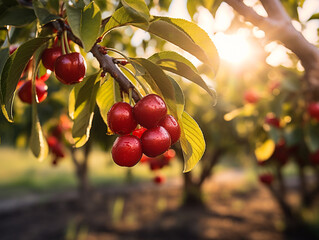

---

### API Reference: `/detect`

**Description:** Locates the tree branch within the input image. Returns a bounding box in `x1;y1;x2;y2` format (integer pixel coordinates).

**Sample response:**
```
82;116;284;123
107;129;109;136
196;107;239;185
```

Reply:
223;0;319;97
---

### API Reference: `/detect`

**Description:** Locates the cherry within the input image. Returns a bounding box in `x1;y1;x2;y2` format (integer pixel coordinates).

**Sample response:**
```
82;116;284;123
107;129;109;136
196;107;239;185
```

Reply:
9;45;18;54
47;136;65;158
141;126;171;157
310;150;319;165
54;52;86;85
265;114;280;128
107;102;137;135
153;175;165;184
132;127;147;139
17;80;48;104
273;140;289;166
112;135;142;167
41;47;62;71
244;90;259;104
159;115;181;144
307;102;319;121
140;154;150;163
133;94;167;129
36;71;51;82
163;149;176;161
259;173;274;185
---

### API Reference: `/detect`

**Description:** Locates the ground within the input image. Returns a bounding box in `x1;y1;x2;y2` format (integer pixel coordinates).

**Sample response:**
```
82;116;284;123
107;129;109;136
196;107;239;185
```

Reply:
0;171;289;240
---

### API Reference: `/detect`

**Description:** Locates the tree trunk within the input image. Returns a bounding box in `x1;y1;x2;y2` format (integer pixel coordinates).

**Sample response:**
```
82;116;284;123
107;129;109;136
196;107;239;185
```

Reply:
182;171;204;207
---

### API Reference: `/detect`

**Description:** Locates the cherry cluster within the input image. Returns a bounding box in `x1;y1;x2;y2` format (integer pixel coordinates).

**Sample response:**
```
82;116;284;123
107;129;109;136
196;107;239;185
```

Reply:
107;94;181;167
41;42;86;85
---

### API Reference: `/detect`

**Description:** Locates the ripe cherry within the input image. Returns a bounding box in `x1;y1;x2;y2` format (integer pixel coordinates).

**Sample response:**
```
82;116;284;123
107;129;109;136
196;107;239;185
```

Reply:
17;80;48;104
273;140;289;166
163;149;176;161
159;115;181;144
54;52;86;85
244;90;259;104
308;102;319;121
265;114;280;128
259;173;274;185
154;175;165;184
112;135;142;167
141;126;171;157
133;94;167;129
310;150;319;165
107;102;137;135
132;127;147;139
47;136;65;158
41;47;62;71
36;71;51;82
9;45;18;54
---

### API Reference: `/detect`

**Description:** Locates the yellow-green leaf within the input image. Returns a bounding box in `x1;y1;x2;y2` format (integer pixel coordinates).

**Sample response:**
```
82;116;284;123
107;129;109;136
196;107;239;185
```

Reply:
179;111;205;172
254;139;275;162
96;77;115;126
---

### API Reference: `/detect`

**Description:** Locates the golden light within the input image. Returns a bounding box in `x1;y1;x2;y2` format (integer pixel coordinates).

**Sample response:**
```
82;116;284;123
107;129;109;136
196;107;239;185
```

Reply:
213;31;252;65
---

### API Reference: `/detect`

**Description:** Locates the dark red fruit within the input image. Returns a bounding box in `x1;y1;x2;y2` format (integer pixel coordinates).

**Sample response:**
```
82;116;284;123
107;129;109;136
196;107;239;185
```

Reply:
17;80;48;104
308;102;319;121
154;175;165;184
107;102;137;135
159;115;181;144
47;136;65;158
141;126;171;157
133;94;167;129
244;90;259;104
259;173;274;185
36;71;51;82
54;52;86;85
265;114;280;128
273;139;290;166
132;127;147;139
41;47;62;71
310;150;319;165
112;135;142;167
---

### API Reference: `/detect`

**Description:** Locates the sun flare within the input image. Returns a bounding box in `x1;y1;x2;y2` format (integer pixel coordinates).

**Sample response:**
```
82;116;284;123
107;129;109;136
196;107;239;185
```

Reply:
213;31;252;65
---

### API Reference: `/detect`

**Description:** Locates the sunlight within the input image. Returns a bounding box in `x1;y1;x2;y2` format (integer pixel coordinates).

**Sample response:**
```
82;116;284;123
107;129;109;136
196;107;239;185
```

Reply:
213;31;252;65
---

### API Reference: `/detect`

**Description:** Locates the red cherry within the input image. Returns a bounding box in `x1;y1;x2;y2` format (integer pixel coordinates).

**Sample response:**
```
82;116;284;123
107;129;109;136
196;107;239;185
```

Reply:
47;136;65;158
273;140;289;166
9;45;18;54
310;150;319;165
140;154;149;163
308;102;319;121
153;175;165;184
112;135;142;167
259;173;274;185
54;52;86;85
159;115;181;144
244;90;259;104
41;47;62;71
141;126;171;157
107;102;137;135
265;114;280;128
163;149;176;161
17;80;48;104
132;127;147;139
133;94;167;129
36;71;51;82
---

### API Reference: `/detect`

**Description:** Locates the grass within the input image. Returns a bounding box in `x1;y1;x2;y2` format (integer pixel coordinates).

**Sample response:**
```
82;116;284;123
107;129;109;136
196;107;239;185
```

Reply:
0;146;182;198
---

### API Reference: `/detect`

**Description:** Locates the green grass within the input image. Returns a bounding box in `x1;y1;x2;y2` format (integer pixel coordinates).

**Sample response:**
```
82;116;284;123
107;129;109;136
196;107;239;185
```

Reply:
0;146;182;198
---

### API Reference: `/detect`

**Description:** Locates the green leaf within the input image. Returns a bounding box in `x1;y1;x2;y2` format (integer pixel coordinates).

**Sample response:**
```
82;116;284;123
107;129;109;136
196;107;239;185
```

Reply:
30;104;49;161
121;0;150;22
103;7;137;34
66;2;102;52
96;76;115;126
0;37;51;122
179;111;205;172
167;76;184;119
308;13;319;21
130;58;177;116
136;17;219;74
149;51;216;99
0;6;36;27
69;73;100;148
0;47;9;77
33;0;61;25
305;123;319;152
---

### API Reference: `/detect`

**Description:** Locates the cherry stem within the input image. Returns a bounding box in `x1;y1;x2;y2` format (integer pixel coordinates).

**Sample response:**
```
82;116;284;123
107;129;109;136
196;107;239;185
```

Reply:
128;88;133;105
63;31;71;54
61;31;66;55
